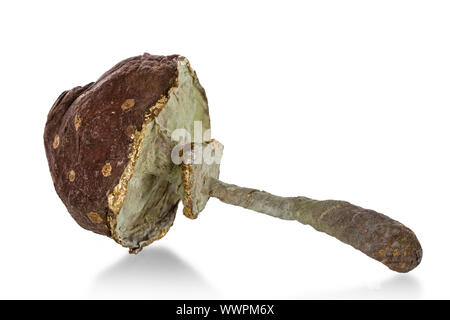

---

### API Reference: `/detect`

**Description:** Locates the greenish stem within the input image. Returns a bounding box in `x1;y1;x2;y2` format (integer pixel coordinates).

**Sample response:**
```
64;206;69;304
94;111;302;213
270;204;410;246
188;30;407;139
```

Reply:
208;178;422;273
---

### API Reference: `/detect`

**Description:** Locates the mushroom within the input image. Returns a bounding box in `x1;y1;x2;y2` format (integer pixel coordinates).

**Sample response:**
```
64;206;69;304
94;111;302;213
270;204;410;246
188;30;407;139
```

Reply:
44;53;422;272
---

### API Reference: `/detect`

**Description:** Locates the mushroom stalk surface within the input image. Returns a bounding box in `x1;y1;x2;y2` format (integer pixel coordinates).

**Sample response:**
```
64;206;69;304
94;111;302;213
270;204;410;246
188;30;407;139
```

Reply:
208;178;422;273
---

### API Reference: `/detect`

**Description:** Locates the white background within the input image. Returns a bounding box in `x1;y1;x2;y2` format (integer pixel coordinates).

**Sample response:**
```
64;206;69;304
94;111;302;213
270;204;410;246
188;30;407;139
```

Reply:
0;0;449;299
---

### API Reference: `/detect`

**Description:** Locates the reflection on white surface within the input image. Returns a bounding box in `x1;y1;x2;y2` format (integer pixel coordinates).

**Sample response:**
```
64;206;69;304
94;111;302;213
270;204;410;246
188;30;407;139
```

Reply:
308;274;423;299
91;246;215;299
91;244;423;299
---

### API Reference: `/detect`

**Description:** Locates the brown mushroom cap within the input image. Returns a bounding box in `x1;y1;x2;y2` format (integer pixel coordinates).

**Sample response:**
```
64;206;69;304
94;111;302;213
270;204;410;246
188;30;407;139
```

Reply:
44;53;211;252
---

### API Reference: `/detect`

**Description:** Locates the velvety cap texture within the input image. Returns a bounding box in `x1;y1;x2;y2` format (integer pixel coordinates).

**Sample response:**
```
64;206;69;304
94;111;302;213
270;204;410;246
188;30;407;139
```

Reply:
44;54;179;235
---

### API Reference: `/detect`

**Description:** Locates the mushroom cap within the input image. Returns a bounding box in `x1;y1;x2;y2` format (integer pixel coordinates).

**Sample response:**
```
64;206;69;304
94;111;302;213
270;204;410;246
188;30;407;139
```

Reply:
44;54;193;243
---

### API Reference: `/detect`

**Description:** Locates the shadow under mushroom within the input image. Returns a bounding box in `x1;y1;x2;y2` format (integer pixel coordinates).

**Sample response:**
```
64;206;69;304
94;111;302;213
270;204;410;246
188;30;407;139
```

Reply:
91;246;214;298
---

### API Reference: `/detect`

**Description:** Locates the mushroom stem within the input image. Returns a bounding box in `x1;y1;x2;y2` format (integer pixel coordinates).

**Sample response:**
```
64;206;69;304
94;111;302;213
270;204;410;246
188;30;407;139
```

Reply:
208;178;422;273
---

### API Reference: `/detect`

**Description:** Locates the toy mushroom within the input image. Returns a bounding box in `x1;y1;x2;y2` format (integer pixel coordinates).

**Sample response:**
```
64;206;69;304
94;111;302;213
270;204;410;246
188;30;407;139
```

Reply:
44;53;422;273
